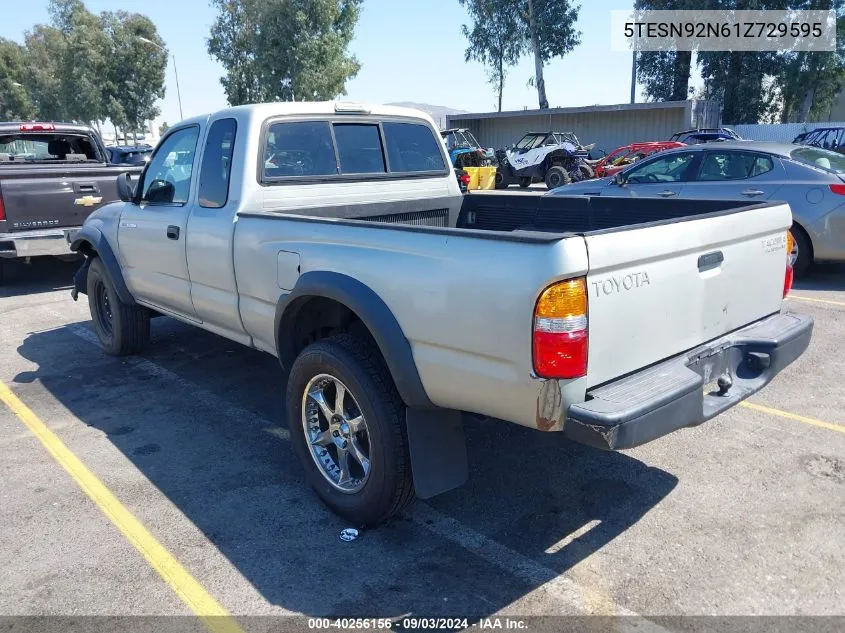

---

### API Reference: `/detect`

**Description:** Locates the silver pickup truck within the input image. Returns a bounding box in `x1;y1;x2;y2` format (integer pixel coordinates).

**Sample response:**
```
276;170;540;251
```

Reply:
69;102;812;526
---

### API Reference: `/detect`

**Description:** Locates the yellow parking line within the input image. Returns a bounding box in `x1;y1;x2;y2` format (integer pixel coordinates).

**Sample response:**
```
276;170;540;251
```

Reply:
787;294;845;307
740;400;845;434
0;380;244;633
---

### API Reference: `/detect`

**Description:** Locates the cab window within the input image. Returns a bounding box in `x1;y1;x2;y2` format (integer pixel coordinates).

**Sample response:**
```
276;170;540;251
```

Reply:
333;124;386;174
382;122;446;173
263;121;338;179
140;126;199;204
198;118;237;208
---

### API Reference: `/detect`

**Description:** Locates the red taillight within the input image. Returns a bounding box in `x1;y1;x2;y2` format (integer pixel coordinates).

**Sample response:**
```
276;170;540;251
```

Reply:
533;278;588;379
459;173;470;185
19;123;55;132
784;231;796;297
829;184;845;195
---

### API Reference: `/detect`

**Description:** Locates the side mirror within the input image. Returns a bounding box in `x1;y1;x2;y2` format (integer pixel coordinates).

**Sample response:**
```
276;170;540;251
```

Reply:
116;172;136;202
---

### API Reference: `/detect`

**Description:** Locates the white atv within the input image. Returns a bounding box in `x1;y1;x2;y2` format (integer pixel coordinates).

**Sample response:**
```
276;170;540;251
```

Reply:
495;132;596;190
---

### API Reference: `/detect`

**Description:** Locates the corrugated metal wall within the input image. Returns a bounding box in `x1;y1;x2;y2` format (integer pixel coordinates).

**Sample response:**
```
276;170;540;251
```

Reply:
727;122;845;143
448;107;690;155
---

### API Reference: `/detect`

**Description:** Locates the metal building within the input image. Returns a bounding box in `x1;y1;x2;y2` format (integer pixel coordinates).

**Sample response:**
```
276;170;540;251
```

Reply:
445;100;720;155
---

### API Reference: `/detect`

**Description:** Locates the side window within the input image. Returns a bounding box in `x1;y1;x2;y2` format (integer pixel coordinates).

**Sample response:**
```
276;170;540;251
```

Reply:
625;152;696;183
697;151;772;181
140;127;199;204
263;121;337;179
198;118;237;208
333;124;386;174
382;122;446;173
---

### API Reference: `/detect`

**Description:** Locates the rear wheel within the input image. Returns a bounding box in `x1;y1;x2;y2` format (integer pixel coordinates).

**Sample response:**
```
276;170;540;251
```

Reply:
518;177;532;188
286;333;415;526
494;169;510;189
791;223;813;278
545;166;570;190
86;257;150;355
578;164;594;180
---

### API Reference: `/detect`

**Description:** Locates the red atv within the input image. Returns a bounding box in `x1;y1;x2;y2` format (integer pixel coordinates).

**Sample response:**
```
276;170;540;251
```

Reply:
593;141;686;178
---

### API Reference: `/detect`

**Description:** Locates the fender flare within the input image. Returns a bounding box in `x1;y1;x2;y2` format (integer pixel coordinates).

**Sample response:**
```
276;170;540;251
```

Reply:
275;271;435;411
70;226;136;305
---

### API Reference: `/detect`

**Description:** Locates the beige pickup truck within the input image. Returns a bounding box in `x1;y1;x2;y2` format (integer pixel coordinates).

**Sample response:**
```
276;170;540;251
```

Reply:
69;102;812;526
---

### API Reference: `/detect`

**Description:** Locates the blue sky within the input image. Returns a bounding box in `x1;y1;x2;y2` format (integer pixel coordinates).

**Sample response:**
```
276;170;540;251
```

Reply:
0;0;692;126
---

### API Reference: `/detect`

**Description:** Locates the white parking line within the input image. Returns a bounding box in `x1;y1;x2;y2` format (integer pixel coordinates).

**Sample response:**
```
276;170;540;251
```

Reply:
45;308;639;618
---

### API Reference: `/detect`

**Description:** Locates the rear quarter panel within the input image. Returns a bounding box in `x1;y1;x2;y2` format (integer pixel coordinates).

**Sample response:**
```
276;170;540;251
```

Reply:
233;216;589;427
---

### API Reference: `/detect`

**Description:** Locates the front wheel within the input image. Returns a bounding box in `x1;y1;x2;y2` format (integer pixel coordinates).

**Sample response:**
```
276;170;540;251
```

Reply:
545;166;571;190
518;177;532;188
86;257;150;355
286;334;415;526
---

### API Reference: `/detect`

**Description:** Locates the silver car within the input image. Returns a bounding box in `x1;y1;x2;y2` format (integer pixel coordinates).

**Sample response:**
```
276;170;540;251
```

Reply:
548;141;845;274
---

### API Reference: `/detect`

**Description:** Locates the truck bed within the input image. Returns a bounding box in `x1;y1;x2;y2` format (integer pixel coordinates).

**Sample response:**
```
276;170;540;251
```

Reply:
456;193;757;234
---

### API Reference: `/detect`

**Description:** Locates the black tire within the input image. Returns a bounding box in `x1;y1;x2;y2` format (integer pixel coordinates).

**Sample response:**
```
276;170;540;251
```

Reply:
0;258;6;286
86;256;150;356
286;333;415;526
518;177;532;188
494;169;510;189
578;163;595;180
545;166;570;190
791;223;813;278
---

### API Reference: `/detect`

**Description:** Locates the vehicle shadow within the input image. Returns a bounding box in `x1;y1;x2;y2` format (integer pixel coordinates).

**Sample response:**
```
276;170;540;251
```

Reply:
794;263;845;293
0;257;78;298
14;318;677;618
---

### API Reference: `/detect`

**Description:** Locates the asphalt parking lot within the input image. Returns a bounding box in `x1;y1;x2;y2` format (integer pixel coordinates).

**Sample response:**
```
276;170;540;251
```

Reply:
1;257;843;629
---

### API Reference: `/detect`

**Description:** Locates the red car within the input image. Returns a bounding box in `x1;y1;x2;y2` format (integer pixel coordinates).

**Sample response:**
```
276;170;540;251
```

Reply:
593;141;686;178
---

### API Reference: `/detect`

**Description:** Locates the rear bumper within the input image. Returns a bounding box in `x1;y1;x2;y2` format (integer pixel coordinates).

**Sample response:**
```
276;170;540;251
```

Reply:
565;311;813;450
0;228;80;258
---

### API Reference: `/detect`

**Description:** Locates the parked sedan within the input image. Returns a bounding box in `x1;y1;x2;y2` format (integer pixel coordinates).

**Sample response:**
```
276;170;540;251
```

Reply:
548;140;845;274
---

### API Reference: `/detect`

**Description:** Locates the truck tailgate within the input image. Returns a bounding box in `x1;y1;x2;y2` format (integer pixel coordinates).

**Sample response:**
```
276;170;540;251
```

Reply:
0;165;128;231
584;202;792;387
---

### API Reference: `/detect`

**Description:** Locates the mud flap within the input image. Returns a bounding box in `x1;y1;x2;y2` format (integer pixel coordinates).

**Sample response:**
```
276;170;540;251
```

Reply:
405;408;468;499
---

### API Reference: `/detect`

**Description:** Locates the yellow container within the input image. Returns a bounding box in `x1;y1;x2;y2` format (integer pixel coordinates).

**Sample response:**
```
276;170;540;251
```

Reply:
463;167;481;190
477;166;497;190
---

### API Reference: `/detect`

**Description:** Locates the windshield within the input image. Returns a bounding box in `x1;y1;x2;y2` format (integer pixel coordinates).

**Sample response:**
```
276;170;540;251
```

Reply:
790;146;845;174
443;130;472;150
515;134;546;150
0;133;100;162
463;130;483;148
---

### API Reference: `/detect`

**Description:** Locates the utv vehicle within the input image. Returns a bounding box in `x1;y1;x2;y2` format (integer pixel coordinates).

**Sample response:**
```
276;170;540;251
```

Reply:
495;131;595;189
440;128;495;168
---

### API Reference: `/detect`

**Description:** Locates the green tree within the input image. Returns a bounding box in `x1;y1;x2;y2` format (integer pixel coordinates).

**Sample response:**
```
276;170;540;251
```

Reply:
47;0;110;124
521;0;581;109
0;38;36;120
101;11;167;143
208;0;362;106
698;50;779;123
23;24;68;121
634;0;701;102
460;0;524;111
774;0;844;122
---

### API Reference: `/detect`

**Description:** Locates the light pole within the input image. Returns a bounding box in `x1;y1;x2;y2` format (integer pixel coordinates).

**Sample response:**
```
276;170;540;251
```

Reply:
137;36;183;121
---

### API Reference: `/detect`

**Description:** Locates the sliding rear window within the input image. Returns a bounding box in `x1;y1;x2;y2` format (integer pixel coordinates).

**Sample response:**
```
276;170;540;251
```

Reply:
261;118;446;182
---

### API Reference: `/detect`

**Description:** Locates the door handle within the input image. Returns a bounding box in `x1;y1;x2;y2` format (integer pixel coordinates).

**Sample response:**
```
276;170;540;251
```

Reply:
73;182;99;193
658;190;677;197
741;189;764;197
166;225;180;240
